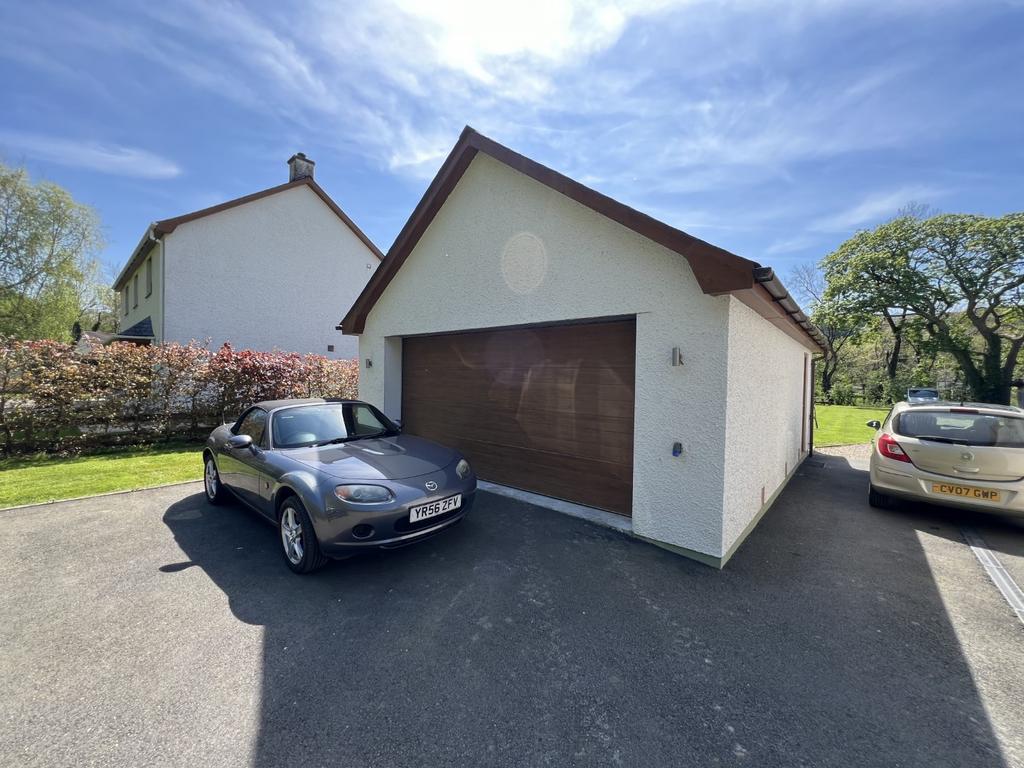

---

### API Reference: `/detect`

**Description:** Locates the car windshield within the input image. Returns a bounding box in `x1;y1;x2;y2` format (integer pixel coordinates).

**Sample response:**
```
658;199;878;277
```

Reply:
272;403;397;448
894;410;1024;448
908;389;938;398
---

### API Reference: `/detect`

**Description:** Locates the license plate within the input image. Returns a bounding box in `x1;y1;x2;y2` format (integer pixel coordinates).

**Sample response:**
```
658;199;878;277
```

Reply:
409;493;462;523
931;483;1000;502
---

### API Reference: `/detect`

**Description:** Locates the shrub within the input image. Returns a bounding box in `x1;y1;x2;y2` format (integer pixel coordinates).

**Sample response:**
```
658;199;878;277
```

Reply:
0;337;359;455
830;383;856;406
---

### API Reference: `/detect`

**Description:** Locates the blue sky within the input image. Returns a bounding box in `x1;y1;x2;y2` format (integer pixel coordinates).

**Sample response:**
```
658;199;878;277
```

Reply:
2;0;1022;289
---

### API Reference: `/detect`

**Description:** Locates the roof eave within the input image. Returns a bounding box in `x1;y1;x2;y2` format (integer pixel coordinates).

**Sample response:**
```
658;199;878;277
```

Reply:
112;227;158;291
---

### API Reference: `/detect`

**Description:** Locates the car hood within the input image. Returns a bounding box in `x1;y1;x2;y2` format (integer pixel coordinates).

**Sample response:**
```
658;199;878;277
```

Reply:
284;434;458;481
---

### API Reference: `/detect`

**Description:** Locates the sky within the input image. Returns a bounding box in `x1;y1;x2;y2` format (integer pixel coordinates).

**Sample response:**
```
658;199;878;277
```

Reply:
1;0;1022;294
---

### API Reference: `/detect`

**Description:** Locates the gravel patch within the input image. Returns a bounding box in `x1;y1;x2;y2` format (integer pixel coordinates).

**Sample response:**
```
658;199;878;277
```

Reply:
816;442;872;460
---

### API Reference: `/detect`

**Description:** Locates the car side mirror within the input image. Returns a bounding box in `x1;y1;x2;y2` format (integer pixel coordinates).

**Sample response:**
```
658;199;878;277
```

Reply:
866;420;881;430
394;419;403;432
227;434;254;451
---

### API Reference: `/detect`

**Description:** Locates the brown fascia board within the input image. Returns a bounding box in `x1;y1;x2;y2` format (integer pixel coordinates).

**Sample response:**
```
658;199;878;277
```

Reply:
113;177;382;291
154;177;383;259
338;126;828;356
113;228;158;291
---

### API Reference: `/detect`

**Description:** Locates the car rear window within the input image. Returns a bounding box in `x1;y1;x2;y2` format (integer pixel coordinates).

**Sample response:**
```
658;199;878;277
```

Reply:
894;410;1024;447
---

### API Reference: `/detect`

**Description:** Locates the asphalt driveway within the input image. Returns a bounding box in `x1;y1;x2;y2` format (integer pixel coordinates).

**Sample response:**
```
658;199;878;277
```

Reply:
2;454;1023;767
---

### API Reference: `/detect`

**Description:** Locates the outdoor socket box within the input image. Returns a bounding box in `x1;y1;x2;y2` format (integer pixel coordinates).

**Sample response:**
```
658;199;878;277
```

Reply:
672;442;683;457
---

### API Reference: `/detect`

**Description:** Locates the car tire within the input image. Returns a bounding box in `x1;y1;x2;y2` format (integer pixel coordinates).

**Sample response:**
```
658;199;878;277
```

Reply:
203;455;228;506
278;496;329;574
868;484;894;510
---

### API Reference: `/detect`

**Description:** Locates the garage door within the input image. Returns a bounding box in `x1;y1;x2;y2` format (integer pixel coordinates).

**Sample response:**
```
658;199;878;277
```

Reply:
402;318;635;516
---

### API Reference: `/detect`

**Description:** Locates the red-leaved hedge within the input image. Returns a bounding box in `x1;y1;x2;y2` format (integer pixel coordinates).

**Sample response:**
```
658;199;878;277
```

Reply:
0;338;359;455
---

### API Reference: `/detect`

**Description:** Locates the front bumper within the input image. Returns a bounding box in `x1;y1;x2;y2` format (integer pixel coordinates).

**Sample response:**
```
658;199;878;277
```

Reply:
870;458;1024;517
311;464;478;556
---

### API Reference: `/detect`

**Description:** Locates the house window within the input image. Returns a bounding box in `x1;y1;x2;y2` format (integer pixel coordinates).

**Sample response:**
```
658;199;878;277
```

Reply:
145;258;153;297
123;288;129;316
133;274;139;308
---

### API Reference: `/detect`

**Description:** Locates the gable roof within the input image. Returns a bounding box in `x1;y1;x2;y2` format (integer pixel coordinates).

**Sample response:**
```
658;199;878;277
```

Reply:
113;176;382;290
337;126;829;355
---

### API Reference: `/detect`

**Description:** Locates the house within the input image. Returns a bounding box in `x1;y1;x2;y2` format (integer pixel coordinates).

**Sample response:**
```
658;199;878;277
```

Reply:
339;127;829;567
113;153;382;358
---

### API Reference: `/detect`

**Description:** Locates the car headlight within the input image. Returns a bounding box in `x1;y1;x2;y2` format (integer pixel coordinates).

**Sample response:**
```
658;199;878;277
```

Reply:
456;459;471;479
334;485;394;503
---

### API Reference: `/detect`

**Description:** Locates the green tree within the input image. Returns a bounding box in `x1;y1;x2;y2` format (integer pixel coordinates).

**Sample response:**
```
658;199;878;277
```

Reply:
788;261;859;401
0;162;105;340
823;212;1024;404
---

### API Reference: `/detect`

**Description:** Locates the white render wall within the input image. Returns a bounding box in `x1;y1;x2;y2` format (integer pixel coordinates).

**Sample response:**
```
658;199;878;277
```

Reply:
163;184;377;358
358;153;735;558
721;297;812;555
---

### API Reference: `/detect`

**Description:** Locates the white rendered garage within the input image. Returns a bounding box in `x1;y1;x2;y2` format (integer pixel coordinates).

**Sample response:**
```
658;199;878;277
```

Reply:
340;128;829;567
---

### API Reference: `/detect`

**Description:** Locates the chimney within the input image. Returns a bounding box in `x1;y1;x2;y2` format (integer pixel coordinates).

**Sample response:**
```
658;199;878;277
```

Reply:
287;152;315;182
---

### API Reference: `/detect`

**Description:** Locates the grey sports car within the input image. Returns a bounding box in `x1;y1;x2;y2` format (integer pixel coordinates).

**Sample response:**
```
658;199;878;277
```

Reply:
202;398;476;573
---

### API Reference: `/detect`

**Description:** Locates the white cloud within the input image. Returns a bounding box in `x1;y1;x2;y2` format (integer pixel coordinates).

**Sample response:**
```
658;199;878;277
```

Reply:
1;0;974;229
763;234;823;256
811;185;944;232
0;132;181;179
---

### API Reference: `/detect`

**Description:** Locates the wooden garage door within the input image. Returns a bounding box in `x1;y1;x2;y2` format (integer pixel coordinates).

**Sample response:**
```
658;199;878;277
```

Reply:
402;318;635;516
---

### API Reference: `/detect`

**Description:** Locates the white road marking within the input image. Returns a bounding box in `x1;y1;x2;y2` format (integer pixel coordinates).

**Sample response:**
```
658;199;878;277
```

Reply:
961;526;1024;625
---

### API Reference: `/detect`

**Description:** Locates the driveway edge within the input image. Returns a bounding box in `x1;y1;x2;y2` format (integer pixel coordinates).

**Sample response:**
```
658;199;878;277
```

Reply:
0;479;203;514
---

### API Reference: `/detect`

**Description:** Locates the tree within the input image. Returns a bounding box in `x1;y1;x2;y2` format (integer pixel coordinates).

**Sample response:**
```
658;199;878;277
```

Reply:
823;212;1024;404
0;162;105;340
789;261;858;401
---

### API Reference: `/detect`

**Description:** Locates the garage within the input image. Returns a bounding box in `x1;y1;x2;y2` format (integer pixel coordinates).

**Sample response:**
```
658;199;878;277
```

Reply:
339;126;828;567
402;319;636;515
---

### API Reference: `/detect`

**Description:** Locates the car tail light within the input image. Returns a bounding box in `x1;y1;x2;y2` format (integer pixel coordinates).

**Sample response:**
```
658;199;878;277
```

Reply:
878;433;911;463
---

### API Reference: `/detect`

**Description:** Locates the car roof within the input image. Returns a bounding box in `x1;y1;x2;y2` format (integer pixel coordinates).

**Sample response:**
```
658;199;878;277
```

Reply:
253;397;363;412
893;400;1024;416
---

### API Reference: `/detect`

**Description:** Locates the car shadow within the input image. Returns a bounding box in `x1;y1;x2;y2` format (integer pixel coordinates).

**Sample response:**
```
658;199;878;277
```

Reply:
161;463;1014;767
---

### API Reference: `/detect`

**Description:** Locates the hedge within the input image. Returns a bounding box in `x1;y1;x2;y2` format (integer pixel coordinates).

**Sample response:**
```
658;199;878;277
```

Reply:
0;338;359;455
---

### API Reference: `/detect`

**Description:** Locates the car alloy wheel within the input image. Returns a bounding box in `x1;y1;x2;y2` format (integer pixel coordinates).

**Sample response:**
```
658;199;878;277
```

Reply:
280;506;305;565
277;497;329;574
204;456;227;505
204;460;218;498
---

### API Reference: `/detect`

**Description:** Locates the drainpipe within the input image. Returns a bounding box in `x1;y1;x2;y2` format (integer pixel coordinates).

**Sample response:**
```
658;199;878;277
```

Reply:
147;227;164;343
810;356;818;456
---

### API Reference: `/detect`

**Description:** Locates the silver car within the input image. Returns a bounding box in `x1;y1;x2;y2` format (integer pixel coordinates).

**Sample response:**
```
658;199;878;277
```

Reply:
867;401;1024;517
907;387;940;404
203;398;477;573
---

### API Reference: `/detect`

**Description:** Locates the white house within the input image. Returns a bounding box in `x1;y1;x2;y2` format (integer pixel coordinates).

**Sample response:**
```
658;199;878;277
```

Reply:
113;153;381;358
339;128;829;567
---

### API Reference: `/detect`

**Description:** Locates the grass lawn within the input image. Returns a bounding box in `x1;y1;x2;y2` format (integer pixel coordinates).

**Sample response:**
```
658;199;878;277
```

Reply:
814;404;890;447
0;443;204;509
